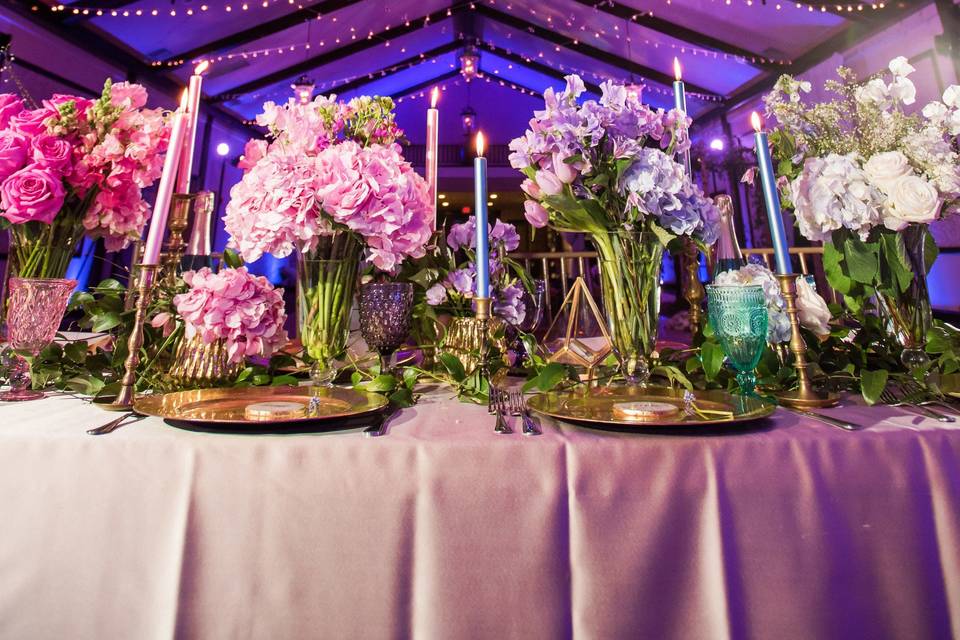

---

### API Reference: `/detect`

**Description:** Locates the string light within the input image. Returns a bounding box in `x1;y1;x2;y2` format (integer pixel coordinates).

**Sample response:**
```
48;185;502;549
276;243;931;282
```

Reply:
42;0;305;19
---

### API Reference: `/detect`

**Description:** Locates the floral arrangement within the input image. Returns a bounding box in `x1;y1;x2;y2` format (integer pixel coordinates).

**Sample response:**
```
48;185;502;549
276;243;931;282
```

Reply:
224;94;432;272
170;267;288;364
764;57;960;367
509;74;719;244
713;263;832;343
422;215;528;326
0;81;169;278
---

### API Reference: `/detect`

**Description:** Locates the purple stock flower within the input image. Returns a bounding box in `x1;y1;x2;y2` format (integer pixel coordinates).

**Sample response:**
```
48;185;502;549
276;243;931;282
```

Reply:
425;283;447;306
494;281;527;327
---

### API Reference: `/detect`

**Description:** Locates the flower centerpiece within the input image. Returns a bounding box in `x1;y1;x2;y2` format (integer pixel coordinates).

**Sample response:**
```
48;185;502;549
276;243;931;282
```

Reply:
224;94;434;381
510;75;720;383
764;57;960;367
163;266;288;387
0;81;169;279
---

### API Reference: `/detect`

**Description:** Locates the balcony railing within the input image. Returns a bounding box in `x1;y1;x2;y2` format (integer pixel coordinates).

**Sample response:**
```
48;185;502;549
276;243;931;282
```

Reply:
404;144;512;167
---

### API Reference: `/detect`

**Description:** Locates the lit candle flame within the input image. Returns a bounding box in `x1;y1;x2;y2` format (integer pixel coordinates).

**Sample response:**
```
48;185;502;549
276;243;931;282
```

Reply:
673;57;682;82
193;60;210;76
430;86;439;109
476;131;485;157
179;90;189;111
751;111;763;133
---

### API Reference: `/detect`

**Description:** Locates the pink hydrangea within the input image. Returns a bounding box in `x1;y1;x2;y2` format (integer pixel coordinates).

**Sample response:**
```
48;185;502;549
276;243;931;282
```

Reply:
237;139;267;170
173;267;289;364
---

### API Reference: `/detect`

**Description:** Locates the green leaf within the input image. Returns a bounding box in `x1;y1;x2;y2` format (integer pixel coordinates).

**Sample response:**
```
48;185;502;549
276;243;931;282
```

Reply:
822;241;853;295
222;248;244;269
402;367;418;390
700;340;724;381
529;362;568;392
251;373;271;386
438;352;466;382
64;341;88;365
269;375;299;386
64;375;105;396
860;369;888;405
91;311;122;333
364;374;396;393
880;233;912;294
93;278;125;292
923;227;939;274
843;236;880;285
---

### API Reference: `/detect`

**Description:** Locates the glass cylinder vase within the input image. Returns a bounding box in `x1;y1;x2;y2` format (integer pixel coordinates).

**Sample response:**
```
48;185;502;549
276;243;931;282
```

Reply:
7;217;85;280
590;230;664;385
876;225;933;370
296;232;362;385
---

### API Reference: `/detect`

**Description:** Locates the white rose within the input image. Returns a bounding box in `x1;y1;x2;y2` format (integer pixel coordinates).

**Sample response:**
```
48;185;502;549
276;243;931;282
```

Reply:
889;56;915;77
942;85;960;108
795;277;832;337
922;101;948;122
864;151;912;194
883;174;942;230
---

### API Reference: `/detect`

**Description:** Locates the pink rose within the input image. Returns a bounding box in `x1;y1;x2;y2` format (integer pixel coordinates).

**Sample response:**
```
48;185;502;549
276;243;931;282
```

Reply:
1;165;65;224
10;107;55;137
109;82;148;110
0;131;28;182
238;139;268;171
32;134;73;172
534;169;564;196
0;94;24;129
524;200;550;228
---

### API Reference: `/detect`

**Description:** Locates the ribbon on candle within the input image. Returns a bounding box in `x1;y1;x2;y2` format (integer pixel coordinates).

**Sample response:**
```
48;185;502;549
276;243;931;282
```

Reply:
143;93;189;266
751;112;793;275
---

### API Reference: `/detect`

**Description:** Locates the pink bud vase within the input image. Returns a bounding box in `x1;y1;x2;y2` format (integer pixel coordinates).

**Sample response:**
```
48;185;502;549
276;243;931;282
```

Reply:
2;277;77;401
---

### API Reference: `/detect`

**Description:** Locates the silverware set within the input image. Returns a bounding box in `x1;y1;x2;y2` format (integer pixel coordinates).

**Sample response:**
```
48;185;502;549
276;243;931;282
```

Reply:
489;387;540;436
879;383;957;423
87;411;146;435
783;407;863;431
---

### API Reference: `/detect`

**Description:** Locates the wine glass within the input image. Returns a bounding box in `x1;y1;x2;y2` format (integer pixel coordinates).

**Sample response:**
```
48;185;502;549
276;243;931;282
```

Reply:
358;282;415;374
2;277;77;401
517;279;546;334
706;284;768;396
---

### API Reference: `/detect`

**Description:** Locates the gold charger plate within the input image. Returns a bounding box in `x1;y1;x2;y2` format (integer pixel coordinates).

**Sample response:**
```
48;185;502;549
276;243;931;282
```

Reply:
527;386;775;429
134;385;387;426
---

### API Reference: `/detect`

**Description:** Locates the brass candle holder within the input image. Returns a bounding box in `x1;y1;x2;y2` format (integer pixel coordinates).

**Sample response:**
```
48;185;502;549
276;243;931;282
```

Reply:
108;263;160;411
774;273;839;409
681;238;705;332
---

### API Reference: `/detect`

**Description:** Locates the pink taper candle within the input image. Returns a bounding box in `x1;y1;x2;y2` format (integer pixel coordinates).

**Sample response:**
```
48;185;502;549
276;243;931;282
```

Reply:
425;86;440;225
175;60;208;194
143;92;189;266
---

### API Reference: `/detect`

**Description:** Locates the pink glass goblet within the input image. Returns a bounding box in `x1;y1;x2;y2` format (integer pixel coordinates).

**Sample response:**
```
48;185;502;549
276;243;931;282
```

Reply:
2;278;77;402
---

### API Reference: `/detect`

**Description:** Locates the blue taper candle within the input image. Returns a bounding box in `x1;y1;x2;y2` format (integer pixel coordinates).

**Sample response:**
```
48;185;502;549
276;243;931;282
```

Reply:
751;112;793;275
474;132;490;298
672;58;693;178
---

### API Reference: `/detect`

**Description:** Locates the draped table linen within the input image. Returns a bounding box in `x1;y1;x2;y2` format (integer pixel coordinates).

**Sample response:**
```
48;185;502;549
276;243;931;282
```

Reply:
0;392;958;639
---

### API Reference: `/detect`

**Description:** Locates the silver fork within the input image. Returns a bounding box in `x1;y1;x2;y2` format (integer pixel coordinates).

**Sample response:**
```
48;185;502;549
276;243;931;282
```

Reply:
510;390;541;436
900;379;960;415
879;388;955;423
491;387;512;435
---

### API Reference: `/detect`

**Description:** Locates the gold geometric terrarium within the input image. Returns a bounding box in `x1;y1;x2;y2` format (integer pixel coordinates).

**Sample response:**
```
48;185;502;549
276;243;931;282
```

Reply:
543;277;612;379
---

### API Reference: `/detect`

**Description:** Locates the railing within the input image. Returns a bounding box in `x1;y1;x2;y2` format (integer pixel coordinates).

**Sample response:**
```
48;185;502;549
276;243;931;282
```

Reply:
404;144;512;167
740;246;837;303
514;251;601;321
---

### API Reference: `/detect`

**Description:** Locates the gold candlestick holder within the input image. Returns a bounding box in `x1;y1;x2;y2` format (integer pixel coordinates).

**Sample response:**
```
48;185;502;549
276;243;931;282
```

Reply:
774;273;839;409
161;193;192;286
681;238;705;333
107;263;160;411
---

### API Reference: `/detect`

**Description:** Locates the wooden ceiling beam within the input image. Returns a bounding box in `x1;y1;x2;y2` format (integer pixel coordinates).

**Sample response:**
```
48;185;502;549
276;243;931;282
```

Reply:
214;6;461;99
475;5;720;98
568;0;781;70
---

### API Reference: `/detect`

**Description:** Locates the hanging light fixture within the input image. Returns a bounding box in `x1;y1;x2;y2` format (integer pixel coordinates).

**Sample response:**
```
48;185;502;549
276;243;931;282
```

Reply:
291;75;315;104
459;45;480;82
460;106;477;136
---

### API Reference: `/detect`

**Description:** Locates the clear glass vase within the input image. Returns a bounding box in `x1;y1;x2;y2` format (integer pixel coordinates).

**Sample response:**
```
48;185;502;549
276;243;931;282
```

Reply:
297;232;362;385
1;277;77;401
876;225;933;370
590;230;664;385
7;218;84;280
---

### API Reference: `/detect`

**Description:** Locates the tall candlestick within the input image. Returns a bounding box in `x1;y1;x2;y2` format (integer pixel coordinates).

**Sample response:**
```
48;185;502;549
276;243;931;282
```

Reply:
474;132;489;299
751;112;793;275
175;61;208;194
143;93;189;266
426;86;440;227
672;57;693;178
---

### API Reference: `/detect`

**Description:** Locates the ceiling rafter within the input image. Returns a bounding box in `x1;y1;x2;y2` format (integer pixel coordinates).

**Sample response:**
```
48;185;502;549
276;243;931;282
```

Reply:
790;2;874;21
475;42;603;95
569;0;781;70
474;5;720;98
158;0;366;66
213;5;461;99
389;69;461;100
215;40;465;103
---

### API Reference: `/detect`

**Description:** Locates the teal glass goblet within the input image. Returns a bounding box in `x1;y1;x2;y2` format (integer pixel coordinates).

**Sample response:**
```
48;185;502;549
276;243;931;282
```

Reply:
706;284;768;396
